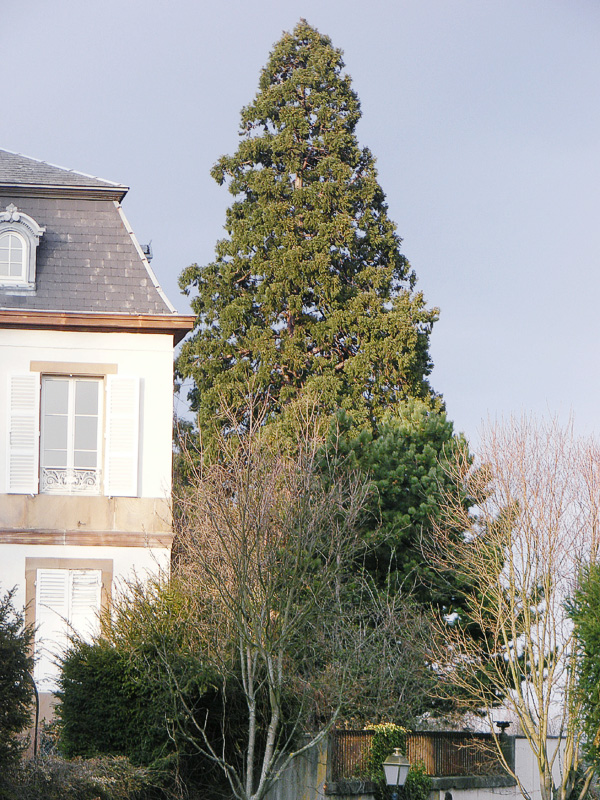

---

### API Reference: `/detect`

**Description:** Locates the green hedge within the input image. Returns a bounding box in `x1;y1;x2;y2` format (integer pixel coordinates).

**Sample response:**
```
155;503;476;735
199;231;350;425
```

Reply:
55;576;226;797
0;586;34;774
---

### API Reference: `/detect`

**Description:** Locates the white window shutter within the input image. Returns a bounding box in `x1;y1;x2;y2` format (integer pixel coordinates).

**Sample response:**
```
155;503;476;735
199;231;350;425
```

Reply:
105;375;140;497
69;570;102;641
7;373;40;493
34;569;69;689
34;569;102;690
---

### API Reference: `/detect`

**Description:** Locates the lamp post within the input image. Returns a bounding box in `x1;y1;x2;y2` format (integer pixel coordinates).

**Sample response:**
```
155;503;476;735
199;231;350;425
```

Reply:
383;748;410;800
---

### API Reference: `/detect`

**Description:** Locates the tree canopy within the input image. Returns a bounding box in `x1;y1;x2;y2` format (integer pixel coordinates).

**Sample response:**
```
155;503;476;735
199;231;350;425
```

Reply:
327;400;471;610
429;418;600;800
177;20;438;441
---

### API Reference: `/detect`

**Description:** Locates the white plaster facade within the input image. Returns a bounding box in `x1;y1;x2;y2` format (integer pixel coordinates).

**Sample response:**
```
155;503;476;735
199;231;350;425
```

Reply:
0;328;175;500
0;326;189;715
0;148;194;718
0;327;177;604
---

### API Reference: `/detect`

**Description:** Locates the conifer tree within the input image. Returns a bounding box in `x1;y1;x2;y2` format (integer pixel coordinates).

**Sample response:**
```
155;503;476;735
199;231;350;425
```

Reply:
328;401;472;607
177;20;438;438
0;586;34;771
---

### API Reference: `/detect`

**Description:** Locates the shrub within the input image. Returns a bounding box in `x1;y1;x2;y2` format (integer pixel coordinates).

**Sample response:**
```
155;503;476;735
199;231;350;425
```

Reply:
0;586;34;773
57;639;151;760
362;724;432;800
403;762;433;800
363;722;407;784
5;754;154;800
55;575;227;797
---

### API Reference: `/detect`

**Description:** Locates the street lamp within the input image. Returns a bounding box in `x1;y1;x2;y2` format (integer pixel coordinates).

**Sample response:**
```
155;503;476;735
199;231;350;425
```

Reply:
383;748;410;800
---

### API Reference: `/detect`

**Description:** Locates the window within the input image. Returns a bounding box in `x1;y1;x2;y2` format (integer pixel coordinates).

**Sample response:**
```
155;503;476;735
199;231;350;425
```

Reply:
33;568;102;691
40;377;102;494
7;373;140;497
0;231;26;281
0;204;45;289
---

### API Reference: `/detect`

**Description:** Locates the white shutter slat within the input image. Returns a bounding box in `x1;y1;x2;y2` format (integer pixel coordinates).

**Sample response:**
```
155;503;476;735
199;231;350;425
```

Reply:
34;569;102;690
70;570;102;641
8;373;39;493
105;375;140;497
34;569;69;689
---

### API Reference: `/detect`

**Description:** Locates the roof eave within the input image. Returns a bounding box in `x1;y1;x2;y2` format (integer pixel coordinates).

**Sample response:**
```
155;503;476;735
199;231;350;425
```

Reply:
0;183;129;201
0;309;195;345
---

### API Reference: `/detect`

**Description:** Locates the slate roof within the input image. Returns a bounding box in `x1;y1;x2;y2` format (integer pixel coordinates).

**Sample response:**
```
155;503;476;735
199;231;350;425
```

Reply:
0;149;176;316
0;149;126;192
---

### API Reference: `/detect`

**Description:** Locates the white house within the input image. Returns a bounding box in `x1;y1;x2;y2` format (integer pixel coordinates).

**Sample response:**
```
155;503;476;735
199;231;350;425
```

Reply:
0;149;194;718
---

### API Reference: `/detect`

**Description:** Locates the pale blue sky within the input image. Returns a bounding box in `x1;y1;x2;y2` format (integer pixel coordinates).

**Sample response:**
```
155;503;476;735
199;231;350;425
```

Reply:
3;0;600;444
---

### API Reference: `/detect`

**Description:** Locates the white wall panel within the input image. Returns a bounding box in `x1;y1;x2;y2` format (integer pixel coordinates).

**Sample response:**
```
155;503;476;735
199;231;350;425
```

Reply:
0;329;174;498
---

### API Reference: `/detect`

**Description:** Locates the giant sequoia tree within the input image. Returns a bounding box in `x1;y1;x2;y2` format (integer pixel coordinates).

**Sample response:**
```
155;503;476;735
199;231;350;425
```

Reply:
177;21;438;438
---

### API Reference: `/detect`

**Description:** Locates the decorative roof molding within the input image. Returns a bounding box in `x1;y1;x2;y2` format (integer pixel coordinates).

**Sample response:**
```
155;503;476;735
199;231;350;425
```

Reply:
0;203;45;240
114;201;177;314
0;203;46;290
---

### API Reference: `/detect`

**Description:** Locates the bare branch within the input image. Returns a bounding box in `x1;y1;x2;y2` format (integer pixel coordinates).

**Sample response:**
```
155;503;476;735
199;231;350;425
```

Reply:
426;416;600;800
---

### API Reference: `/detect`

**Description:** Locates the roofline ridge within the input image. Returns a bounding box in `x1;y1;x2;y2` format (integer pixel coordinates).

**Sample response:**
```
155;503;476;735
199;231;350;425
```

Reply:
114;201;178;314
0;147;128;189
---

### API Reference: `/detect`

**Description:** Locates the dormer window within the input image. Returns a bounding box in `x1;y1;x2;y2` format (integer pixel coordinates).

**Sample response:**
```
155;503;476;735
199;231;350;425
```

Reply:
0;204;45;290
0;231;26;280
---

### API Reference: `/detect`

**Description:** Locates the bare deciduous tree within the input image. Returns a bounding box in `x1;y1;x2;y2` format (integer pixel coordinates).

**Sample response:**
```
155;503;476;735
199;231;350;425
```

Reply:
173;401;371;800
427;417;600;800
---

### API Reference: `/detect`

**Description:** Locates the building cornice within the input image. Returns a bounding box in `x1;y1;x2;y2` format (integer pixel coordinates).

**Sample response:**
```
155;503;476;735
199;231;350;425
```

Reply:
0;184;128;201
0;529;174;547
0;308;195;344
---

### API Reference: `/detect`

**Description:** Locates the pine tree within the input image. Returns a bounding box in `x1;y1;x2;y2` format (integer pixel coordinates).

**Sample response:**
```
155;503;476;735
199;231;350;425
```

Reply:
177;20;438;439
327;401;472;608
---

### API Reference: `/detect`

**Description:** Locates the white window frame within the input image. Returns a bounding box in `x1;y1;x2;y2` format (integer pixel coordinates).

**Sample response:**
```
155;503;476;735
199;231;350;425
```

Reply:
40;376;104;495
0;204;45;290
0;230;27;283
7;372;141;497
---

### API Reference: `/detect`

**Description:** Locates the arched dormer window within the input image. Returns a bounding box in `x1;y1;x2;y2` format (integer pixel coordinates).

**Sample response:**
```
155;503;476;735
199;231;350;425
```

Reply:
0;204;45;290
0;231;26;279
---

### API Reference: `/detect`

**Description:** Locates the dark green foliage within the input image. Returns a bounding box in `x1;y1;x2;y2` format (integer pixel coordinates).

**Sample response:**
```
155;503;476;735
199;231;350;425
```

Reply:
172;414;200;500
568;561;600;768
326;400;472;611
58;640;157;762
401;762;433;800
56;576;225;797
361;722;406;787
289;580;440;728
177;20;438;445
318;403;492;720
360;724;432;800
0;586;34;774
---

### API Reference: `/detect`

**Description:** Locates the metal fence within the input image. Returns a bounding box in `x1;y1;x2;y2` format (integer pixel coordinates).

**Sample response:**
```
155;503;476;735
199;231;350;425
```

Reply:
329;729;375;783
329;730;513;782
